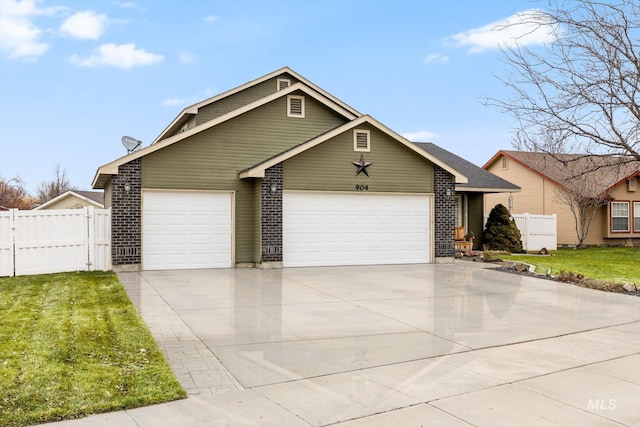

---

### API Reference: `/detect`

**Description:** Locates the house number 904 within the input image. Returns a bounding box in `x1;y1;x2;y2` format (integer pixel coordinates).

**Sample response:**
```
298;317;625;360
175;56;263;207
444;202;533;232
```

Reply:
355;184;368;191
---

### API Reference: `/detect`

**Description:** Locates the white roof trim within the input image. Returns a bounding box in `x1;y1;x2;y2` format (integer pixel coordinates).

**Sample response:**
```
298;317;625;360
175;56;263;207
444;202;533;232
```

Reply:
34;190;104;210
239;115;468;183
92;83;358;188
152;67;362;144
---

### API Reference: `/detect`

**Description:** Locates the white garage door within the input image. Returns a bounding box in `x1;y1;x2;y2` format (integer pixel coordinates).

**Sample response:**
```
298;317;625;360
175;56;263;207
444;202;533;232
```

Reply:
143;191;232;270
284;192;431;267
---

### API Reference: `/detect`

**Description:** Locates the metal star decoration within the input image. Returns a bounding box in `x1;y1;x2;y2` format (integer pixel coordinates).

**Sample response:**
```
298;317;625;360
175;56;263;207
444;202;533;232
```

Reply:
351;153;373;177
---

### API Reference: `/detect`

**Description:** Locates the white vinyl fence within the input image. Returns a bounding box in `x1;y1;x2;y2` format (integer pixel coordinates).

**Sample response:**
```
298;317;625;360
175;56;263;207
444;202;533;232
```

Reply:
484;213;557;251
0;207;111;277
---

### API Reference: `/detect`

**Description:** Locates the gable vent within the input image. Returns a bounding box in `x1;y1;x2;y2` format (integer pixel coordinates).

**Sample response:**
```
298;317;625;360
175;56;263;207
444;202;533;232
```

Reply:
287;95;305;118
353;129;370;152
277;78;291;91
290;98;302;115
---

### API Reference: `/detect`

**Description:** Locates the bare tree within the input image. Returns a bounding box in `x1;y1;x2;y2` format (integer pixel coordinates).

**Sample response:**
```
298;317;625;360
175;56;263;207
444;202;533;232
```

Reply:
487;0;640;171
553;178;611;248
36;164;75;204
0;176;34;209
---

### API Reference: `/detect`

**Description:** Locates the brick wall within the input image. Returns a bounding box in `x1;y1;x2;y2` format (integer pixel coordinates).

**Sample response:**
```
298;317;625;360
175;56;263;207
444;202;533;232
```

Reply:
111;159;142;265
434;165;455;258
261;163;283;262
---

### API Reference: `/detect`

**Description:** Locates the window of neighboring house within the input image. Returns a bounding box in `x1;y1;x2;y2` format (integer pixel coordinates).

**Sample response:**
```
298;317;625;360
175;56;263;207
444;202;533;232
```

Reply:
611;201;630;232
501;157;509;169
353;129;370;152
277;78;291;91
634;202;640;232
287;95;305;118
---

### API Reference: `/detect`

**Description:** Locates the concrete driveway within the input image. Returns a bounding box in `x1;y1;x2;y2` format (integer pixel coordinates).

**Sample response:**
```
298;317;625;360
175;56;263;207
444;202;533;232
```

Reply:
50;263;639;426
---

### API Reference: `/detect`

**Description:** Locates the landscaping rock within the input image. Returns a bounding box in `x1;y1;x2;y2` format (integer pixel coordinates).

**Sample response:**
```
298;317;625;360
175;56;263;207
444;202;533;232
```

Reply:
514;263;529;272
538;247;548;255
464;258;639;298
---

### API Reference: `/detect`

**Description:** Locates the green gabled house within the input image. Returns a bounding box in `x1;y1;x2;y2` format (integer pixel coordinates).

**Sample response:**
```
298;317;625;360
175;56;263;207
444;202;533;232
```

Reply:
92;67;469;271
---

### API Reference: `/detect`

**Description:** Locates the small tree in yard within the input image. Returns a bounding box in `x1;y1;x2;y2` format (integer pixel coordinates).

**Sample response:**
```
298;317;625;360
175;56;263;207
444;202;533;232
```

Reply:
553;167;613;248
484;204;523;253
36;164;75;204
0;176;35;209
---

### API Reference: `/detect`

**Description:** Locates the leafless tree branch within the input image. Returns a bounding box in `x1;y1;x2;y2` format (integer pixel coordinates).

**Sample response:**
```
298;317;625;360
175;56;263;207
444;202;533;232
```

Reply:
486;0;640;170
35;164;76;204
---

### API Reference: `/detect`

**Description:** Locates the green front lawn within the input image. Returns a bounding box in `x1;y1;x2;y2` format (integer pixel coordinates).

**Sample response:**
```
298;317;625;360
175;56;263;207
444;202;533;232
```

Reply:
0;271;186;427
501;247;640;285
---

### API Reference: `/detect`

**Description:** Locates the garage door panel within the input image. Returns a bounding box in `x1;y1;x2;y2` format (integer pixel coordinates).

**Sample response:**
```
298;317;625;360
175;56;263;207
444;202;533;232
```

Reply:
143;191;232;270
284;193;431;267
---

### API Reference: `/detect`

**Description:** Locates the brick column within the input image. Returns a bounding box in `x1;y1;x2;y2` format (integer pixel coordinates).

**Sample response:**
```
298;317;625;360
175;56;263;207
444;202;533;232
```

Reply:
434;165;455;262
111;159;142;269
260;163;283;267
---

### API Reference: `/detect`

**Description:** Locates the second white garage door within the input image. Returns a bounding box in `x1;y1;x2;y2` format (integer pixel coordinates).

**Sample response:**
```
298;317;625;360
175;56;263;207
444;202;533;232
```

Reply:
143;191;232;270
283;192;431;267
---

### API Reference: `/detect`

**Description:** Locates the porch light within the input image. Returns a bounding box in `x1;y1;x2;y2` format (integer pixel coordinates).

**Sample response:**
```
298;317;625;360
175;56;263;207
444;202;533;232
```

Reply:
270;183;277;194
446;188;452;196
124;183;131;193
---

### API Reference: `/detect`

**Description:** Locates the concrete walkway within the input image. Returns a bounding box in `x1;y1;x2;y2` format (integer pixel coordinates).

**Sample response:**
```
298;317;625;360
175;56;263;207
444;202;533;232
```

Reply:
46;263;640;426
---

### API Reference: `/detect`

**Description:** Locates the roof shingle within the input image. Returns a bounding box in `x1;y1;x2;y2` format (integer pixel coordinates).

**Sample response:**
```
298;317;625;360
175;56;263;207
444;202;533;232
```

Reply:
414;143;520;192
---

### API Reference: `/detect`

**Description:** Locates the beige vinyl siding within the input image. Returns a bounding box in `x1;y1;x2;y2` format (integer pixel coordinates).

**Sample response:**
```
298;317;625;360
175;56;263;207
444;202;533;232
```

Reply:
284;124;434;193
485;160;549;215
142;94;348;263
196;74;300;126
40;196;92;210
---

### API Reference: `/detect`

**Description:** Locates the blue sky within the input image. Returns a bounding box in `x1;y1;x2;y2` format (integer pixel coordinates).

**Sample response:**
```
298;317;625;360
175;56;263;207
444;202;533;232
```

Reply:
0;0;558;192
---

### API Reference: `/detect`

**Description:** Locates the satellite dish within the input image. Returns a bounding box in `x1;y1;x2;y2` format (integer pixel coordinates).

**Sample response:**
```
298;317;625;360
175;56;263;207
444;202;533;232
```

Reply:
121;136;142;153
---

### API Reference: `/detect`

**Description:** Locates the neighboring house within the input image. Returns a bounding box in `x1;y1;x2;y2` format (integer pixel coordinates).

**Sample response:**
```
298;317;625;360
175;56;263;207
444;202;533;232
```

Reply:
35;190;105;210
92;67;472;271
484;150;640;246
415;143;520;250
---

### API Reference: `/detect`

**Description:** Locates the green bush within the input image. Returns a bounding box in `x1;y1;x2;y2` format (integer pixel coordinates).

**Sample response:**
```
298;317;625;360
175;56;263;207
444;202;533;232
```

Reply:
483;204;523;253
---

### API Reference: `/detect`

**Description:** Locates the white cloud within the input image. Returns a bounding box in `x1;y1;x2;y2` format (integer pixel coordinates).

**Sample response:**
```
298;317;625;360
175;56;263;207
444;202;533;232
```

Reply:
178;50;194;63
402;130;438;142
161;97;190;107
70;43;163;69
423;53;449;64
60;11;107;40
450;9;559;53
117;2;145;10
0;0;65;59
204;15;219;22
1;0;65;17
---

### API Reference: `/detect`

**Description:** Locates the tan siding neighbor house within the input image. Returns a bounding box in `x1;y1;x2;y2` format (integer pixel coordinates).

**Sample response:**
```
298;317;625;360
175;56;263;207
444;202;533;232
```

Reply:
34;190;104;210
484;151;640;247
